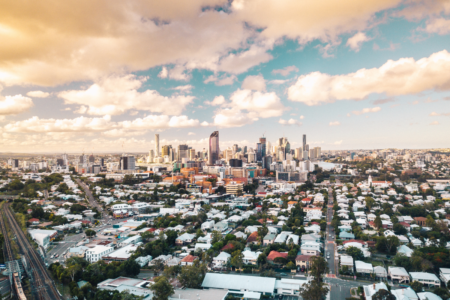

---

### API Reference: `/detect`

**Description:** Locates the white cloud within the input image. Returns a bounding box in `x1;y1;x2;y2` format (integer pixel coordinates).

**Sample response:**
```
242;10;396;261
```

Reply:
287;50;450;105
26;91;50;98
167;65;191;81
430;121;440;125
334;140;343;145
4;115;113;133
279;118;302;126
3;114;203;134
211;87;285;127
351;107;381;115
241;75;266;91
188;132;196;135
173;85;194;93
272;66;299;76
158;67;168;79
299;115;305;119
269;79;288;85
204;74;237;86
346;32;371;52
0;94;34;115
213;108;257;128
228;89;285;118
205;95;226;106
423;17;450;35
58;75;194;115
329;121;340;126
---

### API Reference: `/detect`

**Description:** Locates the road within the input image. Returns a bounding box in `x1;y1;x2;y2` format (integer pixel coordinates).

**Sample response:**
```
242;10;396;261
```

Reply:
326;186;336;276
75;178;107;221
324;277;362;300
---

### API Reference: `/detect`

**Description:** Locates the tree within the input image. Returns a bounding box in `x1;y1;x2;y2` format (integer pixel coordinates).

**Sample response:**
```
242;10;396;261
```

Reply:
374;215;383;230
257;253;267;267
257;224;268;244
393;254;411;271
346;246;364;261
411;281;423;293
150;276;174;300
211;231;222;244
299;281;330;300
286;261;296;269
372;289;396;300
231;250;244;272
365;197;375;210
85;229;96;237
385;236;400;254
393;223;407;235
177;263;207;288
309;256;329;283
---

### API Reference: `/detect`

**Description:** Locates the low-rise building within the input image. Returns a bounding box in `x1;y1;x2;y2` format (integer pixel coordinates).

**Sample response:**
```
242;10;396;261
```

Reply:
409;272;441;287
85;245;114;263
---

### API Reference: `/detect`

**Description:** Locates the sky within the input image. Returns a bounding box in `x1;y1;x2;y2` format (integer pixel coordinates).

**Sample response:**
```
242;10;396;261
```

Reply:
0;0;450;153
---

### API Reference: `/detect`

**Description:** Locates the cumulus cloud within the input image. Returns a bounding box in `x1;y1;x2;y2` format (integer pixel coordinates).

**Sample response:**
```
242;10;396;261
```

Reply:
334;140;343;145
287;50;450;105
329;121;340;126
373;98;395;105
430;121;440;125
188;132;196;135
173;85;194;93
299;115;305;119
228;89;285;118
279;118;302;126
0;94;34;115
204;74;237;86
211;88;285;127
0;0;407;86
158;67;168;79
3;114;202;133
205;95;226;106
351;107;381;115
272;66;299;76
213;108;257;128
269;79;288;85
346;32;371;52
58;75;194;115
26;91;50;98
423;18;450;35
241;75;266;91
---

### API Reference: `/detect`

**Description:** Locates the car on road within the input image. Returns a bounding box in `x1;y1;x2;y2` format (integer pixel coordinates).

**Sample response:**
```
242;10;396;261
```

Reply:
55;254;59;258
326;252;330;259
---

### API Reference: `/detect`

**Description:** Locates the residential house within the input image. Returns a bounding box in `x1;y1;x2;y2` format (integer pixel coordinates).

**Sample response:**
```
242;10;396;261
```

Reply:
213;221;228;232
355;261;373;275
263;233;277;246
242;250;261;265
212;252;231;268
409;272;440;287
180;255;198;266
175;233;196;246
388;267;410;284
300;242;321;255
295;254;316;270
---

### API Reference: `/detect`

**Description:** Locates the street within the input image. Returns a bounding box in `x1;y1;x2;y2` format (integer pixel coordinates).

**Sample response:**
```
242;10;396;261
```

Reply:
325;277;362;300
326;186;336;276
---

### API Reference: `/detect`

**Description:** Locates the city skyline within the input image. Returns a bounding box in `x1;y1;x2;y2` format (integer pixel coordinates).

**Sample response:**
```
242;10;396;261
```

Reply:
1;1;450;152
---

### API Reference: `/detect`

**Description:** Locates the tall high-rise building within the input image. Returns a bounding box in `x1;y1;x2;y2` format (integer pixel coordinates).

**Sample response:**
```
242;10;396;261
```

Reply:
89;154;95;163
259;136;266;157
155;134;160;157
161;145;172;157
147;150;155;163
256;142;262;161
314;147;321;158
243;146;247;154
303;134;306;151
262;155;273;170
62;153;69;166
208;131;219;165
177;144;189;161
232;144;238;155
189;149;196;160
120;155;135;171
266;141;272;155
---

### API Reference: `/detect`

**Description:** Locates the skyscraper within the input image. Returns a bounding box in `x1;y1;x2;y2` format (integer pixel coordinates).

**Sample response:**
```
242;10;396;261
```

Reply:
162;145;172;157
303;134;306;151
177;144;188;161
208;131;219;165
155;134;160;157
259;136;266;157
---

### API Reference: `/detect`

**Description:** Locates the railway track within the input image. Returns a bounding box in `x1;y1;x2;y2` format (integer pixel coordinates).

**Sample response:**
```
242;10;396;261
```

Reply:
3;203;62;300
0;203;26;300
